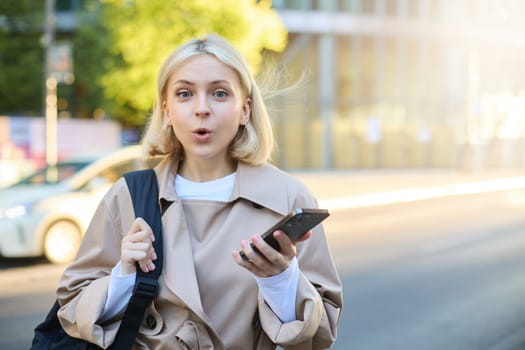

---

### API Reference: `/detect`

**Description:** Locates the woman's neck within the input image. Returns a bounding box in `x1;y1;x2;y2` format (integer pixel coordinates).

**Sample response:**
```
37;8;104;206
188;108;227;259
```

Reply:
178;157;237;182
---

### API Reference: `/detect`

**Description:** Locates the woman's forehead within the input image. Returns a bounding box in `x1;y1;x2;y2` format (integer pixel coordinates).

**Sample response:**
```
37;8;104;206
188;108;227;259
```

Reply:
170;54;240;84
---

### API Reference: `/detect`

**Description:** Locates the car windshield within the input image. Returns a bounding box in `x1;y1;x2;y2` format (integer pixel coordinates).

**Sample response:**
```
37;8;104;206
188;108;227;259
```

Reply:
10;162;91;186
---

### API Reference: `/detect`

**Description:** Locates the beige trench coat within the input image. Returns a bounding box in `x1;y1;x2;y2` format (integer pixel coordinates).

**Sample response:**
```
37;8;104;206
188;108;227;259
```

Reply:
56;157;342;349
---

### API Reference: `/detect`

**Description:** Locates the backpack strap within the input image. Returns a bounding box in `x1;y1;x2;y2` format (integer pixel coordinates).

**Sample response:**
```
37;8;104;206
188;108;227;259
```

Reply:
112;169;163;350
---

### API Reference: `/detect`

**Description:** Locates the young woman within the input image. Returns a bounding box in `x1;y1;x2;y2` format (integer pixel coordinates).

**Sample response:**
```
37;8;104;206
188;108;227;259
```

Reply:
56;34;342;349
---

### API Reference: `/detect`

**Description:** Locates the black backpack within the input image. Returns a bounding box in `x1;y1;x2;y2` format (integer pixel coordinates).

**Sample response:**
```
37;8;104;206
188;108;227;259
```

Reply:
31;169;163;350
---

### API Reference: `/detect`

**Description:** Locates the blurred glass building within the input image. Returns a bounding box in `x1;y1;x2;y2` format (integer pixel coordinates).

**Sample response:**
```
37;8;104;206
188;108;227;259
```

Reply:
51;0;525;171
271;0;525;170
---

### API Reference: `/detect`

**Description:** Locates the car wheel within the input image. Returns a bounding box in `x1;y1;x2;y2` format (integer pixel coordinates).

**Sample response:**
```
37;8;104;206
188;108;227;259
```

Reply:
43;220;82;264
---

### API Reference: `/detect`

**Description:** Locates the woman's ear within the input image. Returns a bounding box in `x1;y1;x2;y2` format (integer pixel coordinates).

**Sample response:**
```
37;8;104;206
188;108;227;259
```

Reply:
162;101;171;126
241;97;251;125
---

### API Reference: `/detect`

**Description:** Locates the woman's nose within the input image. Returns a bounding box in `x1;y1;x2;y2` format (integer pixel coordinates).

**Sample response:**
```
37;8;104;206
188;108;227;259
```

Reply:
195;95;210;118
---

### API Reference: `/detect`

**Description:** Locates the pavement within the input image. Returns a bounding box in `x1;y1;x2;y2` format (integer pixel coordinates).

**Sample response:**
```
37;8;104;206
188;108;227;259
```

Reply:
292;168;525;211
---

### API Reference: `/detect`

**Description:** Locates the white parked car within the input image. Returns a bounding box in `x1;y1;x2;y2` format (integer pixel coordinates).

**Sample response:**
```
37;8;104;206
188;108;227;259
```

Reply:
0;145;155;264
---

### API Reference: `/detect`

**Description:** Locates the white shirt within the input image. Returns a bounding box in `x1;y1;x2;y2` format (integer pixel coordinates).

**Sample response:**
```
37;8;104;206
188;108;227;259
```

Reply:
100;173;299;323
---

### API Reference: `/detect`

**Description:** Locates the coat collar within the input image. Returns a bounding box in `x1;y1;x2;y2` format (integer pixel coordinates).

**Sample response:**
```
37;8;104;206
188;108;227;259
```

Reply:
232;162;289;215
154;157;289;216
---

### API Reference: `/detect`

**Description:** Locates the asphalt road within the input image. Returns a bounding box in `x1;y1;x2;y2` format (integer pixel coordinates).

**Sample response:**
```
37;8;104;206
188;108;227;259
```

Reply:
328;189;525;350
1;188;525;349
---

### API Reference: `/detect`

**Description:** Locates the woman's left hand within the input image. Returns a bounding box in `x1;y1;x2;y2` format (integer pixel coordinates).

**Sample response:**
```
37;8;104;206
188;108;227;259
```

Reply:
232;230;312;277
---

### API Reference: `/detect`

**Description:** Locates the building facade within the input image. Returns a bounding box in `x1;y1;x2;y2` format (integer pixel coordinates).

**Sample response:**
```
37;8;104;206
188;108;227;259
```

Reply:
271;0;525;170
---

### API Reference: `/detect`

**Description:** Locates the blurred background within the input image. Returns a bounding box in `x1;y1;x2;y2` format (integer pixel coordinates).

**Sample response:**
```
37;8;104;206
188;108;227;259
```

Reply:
1;1;525;349
2;0;525;183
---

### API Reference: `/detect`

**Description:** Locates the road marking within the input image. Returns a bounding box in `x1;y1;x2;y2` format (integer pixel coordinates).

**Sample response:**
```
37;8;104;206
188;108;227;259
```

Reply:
319;176;525;211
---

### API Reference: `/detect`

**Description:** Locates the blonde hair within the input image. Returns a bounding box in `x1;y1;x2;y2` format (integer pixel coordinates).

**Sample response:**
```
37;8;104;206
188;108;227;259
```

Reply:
141;34;274;165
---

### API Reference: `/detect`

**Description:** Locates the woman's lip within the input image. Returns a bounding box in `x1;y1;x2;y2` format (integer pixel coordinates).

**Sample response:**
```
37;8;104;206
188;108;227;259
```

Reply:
192;128;212;142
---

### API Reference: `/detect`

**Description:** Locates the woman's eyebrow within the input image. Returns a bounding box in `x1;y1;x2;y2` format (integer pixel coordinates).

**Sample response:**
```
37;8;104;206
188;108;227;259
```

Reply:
172;79;194;86
210;80;232;86
172;79;233;86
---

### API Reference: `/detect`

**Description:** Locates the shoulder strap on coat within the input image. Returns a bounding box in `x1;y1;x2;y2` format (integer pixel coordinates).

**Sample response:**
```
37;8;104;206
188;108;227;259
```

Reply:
123;168;163;278
112;169;163;350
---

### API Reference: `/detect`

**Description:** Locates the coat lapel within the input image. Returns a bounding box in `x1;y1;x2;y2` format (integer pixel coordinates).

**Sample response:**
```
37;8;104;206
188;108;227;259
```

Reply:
153;158;212;324
161;201;210;322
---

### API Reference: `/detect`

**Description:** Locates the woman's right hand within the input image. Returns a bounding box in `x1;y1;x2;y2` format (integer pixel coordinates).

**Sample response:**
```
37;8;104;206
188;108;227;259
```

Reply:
120;217;157;275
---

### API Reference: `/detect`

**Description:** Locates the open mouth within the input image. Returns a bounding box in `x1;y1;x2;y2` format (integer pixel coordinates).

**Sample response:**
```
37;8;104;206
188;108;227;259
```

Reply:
195;128;209;135
192;128;212;142
194;128;211;136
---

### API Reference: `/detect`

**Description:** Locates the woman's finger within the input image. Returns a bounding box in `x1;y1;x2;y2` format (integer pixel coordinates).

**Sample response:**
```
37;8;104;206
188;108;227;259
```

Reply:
121;218;157;274
231;250;270;277
129;217;155;242
272;230;296;258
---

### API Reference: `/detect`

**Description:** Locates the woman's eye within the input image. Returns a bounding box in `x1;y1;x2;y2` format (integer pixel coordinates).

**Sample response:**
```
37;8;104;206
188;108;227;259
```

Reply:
214;90;228;98
176;90;191;98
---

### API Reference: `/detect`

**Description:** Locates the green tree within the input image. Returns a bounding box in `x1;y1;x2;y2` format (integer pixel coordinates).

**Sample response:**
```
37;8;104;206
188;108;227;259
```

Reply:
93;0;287;127
0;0;44;115
68;0;111;120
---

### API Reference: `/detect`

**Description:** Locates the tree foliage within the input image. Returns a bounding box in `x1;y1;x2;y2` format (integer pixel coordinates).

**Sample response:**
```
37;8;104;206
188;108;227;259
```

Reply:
0;0;44;115
0;0;287;126
76;0;287;127
69;1;111;119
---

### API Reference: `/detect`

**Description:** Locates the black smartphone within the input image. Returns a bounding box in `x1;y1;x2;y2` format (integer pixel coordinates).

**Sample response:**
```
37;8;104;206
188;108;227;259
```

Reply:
240;208;330;261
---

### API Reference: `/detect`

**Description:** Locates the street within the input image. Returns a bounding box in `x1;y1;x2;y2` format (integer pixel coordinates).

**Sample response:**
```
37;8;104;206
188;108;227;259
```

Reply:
1;188;525;349
329;189;525;350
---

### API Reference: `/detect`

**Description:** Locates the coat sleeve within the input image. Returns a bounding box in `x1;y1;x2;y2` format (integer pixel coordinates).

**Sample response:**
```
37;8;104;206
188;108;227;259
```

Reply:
56;178;135;348
257;181;343;349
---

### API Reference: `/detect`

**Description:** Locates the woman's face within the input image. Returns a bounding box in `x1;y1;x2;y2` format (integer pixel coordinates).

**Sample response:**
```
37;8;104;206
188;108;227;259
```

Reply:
163;54;250;166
